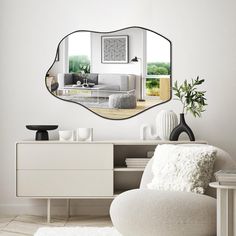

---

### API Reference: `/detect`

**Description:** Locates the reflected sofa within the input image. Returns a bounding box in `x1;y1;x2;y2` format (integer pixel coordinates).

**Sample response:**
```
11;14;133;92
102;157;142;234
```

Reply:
57;73;136;98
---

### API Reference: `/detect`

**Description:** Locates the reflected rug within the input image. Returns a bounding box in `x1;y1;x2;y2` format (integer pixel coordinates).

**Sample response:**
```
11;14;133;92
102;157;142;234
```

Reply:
34;226;121;236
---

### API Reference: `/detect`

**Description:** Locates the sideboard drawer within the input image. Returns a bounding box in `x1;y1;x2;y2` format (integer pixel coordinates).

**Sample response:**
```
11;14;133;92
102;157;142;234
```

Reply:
16;143;113;170
17;170;113;197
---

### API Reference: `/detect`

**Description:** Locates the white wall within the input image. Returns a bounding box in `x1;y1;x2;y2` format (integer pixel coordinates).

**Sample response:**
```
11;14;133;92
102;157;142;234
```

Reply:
91;28;144;75
48;40;68;76
1;0;236;215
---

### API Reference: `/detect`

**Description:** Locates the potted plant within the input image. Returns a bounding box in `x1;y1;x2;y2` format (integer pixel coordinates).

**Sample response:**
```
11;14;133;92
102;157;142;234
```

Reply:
170;76;207;141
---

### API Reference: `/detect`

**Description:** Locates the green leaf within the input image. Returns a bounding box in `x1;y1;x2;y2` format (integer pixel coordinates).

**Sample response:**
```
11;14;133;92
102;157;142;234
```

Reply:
172;76;207;118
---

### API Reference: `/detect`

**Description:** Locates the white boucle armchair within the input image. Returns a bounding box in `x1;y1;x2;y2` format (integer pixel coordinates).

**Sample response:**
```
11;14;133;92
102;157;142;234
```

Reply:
110;146;236;236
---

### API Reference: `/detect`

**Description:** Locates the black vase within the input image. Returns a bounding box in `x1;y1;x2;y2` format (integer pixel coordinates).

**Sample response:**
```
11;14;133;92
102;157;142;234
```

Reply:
170;113;195;141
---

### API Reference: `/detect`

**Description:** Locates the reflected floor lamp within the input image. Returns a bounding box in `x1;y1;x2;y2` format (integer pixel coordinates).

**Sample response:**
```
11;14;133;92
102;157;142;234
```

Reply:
131;56;145;102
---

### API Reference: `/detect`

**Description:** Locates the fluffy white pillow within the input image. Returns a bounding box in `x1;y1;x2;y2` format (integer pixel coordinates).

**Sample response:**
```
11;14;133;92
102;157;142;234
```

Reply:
147;144;217;194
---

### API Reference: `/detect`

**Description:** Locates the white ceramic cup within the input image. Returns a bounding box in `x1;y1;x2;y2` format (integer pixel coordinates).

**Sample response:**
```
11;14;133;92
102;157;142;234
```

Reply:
77;128;93;141
59;130;74;141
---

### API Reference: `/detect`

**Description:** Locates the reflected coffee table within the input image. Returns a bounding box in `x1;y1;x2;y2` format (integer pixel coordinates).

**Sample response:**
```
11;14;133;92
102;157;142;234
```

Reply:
58;85;135;105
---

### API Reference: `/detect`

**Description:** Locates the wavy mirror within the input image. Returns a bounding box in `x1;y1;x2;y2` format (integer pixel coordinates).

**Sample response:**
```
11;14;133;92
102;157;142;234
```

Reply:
46;26;172;120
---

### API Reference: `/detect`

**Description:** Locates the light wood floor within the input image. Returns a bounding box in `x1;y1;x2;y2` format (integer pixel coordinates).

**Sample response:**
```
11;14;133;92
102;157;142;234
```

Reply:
0;215;112;235
91;99;163;119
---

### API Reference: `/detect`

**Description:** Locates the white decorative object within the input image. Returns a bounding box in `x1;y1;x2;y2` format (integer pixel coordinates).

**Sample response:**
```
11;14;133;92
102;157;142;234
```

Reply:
155;110;178;140
148;144;217;194
140;124;150;140
35;226;121;236
59;130;74;141
77;128;93;141
140;124;158;140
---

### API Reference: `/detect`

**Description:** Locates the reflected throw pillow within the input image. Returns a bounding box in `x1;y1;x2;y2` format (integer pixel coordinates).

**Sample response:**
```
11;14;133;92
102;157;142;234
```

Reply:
147;144;217;194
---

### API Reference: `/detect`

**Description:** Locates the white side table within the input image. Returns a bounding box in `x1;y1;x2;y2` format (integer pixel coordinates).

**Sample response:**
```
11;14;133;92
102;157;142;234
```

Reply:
210;182;236;236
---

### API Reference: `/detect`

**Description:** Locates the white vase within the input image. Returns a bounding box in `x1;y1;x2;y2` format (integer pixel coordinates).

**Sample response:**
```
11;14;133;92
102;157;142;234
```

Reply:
76;128;93;141
156;110;178;140
59;130;74;141
140;124;159;140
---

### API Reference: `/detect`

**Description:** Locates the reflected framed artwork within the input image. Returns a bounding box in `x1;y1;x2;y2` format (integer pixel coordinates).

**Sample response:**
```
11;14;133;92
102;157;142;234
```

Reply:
101;35;129;63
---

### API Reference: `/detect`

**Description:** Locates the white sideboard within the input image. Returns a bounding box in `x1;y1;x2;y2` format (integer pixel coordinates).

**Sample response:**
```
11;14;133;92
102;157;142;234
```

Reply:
16;140;207;222
16;143;113;197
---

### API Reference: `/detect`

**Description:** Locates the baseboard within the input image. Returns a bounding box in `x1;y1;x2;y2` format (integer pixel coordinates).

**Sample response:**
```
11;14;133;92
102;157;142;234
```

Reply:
0;199;112;216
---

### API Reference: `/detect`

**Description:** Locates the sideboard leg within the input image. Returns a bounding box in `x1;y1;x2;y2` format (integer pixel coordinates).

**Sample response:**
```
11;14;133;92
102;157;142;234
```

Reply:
217;188;233;236
47;199;51;223
233;190;236;236
66;199;70;219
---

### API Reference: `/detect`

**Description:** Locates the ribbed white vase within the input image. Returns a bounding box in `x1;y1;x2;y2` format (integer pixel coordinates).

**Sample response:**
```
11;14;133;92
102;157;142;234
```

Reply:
156;110;178;140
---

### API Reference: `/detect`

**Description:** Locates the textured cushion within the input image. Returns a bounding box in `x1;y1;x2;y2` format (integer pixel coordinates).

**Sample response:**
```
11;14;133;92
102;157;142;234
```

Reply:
110;189;216;236
147;144;216;194
64;74;73;85
109;94;136;109
87;73;98;85
140;145;236;198
98;74;131;91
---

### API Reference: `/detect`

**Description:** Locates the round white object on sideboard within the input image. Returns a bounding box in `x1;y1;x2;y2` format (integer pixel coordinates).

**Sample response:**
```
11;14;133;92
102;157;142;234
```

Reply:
59;130;74;141
76;128;93;141
156;110;178;140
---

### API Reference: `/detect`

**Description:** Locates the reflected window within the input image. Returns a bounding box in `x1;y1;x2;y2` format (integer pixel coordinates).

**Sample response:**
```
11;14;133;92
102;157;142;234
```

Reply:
145;31;170;98
68;32;91;73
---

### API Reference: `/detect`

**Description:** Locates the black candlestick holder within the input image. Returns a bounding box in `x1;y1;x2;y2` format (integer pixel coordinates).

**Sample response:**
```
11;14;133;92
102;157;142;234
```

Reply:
26;125;58;140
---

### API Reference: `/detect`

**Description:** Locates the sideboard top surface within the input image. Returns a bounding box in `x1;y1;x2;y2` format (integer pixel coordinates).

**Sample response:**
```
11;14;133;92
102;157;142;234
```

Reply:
16;140;207;145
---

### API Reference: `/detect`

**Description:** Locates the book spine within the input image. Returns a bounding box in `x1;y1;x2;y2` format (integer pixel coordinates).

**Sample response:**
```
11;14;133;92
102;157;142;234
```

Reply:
219;181;236;186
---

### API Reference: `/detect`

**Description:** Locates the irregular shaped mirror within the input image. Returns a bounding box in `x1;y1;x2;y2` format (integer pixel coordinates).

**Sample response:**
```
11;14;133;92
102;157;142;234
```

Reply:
46;27;171;120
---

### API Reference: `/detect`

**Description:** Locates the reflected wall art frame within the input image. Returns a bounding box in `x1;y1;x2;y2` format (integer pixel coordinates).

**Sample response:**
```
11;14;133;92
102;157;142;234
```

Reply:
101;35;129;64
45;26;172;120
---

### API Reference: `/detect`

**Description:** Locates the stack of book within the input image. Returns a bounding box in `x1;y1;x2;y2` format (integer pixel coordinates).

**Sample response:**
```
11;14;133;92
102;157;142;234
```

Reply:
215;170;236;185
125;158;151;169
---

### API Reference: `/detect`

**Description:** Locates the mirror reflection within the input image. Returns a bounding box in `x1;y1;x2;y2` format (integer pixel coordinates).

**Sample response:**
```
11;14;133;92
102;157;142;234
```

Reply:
46;27;171;119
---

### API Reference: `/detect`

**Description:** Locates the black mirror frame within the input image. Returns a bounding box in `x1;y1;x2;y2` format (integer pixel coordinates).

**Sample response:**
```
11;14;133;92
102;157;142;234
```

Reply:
45;26;172;120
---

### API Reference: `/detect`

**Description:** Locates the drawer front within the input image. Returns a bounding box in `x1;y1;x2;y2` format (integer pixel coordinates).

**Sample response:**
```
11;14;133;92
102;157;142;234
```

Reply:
16;143;113;170
17;170;113;197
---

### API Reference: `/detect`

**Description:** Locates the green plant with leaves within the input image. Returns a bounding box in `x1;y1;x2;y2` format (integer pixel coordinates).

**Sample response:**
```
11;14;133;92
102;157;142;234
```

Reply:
173;76;207;117
147;62;170;75
69;55;90;73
